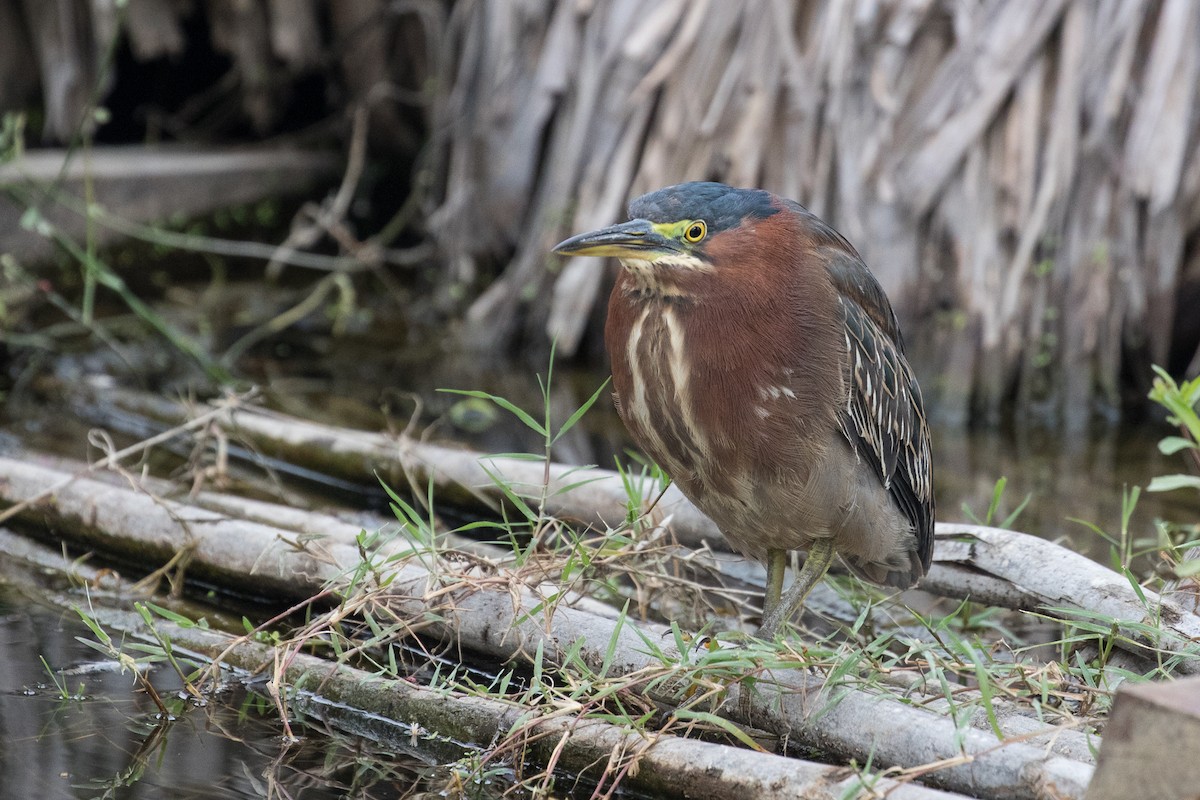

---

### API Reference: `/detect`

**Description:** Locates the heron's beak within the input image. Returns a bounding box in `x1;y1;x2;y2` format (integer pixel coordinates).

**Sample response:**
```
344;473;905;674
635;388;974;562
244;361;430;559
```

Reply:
552;219;681;260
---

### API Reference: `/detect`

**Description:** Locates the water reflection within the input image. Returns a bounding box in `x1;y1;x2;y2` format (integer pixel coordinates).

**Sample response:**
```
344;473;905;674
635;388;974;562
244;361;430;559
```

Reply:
936;422;1197;559
0;586;443;800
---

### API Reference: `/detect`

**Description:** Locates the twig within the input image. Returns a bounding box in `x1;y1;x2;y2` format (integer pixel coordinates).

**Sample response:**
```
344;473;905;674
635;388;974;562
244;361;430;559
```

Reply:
266;104;370;279
0;390;255;526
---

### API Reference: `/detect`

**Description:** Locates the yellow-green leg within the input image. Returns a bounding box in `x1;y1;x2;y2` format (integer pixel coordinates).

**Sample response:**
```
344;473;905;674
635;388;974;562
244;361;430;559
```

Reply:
762;547;787;621
758;539;836;640
741;540;838;720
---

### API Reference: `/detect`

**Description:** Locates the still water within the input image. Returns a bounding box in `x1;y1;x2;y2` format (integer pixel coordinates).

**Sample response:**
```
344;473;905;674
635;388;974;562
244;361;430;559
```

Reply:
0;581;449;799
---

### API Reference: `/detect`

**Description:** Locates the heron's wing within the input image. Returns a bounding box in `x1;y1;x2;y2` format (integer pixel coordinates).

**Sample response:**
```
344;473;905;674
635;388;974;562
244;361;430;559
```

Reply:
825;249;935;572
821;244;906;348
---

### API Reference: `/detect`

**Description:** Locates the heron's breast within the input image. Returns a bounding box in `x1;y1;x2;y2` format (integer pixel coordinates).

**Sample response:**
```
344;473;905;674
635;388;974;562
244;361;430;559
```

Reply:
616;303;770;506
618;307;700;474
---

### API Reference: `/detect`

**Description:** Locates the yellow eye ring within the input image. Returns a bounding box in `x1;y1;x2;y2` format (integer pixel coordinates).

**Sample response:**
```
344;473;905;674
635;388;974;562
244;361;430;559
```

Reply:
683;220;707;243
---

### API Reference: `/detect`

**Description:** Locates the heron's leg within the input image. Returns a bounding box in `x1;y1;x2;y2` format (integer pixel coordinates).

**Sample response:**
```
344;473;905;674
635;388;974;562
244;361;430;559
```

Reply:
763;548;787;620
757;539;836;640
741;547;789;719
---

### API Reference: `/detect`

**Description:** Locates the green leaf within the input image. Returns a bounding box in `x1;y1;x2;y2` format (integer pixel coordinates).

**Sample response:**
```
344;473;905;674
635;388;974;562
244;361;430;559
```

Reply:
531;639;545;690
73;606;113;648
552;377;611;443
75;637;117;657
1183;376;1200;409
1173;559;1200;578
484;452;547;462
1000;491;1032;530
1121;565;1148;607
956;634;1004;741
378;475;433;543
549;476;606;498
599;603;630;679
1158;436;1198;456
479;463;538;522
985;477;1007;526
19;206;49;234
1147;474;1200;493
439;389;547;436
451;519;509;533
672;709;764;751
141;602;197;627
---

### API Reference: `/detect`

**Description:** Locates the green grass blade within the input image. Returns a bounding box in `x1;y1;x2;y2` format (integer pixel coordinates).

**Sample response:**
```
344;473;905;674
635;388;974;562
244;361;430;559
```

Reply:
553;378;611;443
440;389;547;437
671;709;763;751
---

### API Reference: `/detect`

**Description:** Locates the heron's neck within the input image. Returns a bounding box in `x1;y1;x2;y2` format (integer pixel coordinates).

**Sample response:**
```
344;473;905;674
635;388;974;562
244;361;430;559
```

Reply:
618;256;711;297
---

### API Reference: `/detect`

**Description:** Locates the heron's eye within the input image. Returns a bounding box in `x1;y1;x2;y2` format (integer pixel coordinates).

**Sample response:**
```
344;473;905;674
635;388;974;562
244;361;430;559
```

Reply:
683;221;707;243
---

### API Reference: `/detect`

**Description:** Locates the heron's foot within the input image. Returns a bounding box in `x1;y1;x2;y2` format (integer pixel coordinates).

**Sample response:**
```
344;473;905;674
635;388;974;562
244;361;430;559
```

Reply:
737;682;754;720
756;539;837;640
756;609;791;642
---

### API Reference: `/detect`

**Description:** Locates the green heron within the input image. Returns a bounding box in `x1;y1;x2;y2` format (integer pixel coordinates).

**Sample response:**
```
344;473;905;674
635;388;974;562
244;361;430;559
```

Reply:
553;182;933;638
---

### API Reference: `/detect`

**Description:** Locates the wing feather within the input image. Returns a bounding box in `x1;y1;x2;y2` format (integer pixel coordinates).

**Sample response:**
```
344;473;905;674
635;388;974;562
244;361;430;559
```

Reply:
825;248;935;573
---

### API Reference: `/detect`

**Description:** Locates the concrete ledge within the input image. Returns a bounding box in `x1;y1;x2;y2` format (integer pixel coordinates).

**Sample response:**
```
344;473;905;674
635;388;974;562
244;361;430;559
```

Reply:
1086;675;1200;799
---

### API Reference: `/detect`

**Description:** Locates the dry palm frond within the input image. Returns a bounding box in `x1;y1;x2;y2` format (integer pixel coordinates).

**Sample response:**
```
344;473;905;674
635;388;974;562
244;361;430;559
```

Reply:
429;0;1200;426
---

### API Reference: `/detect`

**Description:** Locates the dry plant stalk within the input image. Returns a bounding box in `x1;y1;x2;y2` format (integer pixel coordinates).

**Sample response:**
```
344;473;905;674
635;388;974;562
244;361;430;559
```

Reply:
11;1;1197;425
429;0;1200;427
